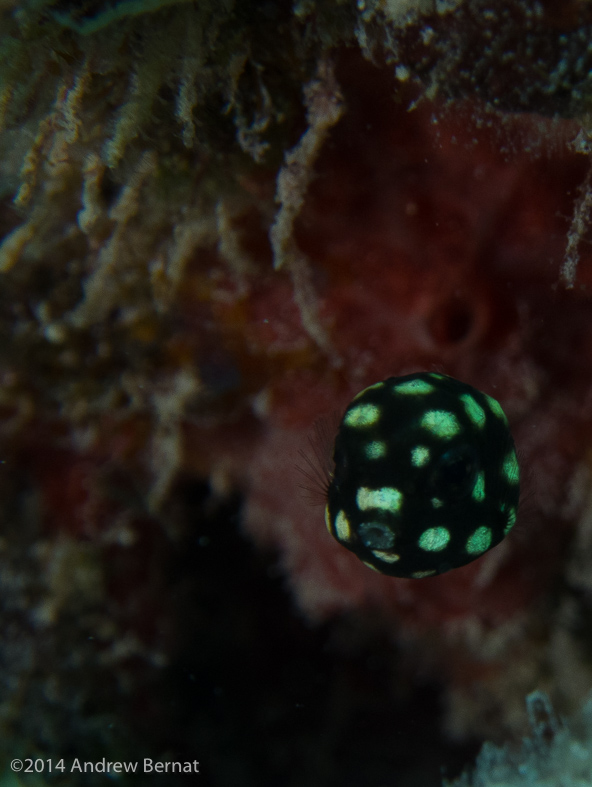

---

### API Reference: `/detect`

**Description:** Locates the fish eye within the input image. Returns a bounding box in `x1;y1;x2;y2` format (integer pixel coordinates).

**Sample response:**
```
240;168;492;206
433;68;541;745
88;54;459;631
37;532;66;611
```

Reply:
358;521;396;549
429;445;478;501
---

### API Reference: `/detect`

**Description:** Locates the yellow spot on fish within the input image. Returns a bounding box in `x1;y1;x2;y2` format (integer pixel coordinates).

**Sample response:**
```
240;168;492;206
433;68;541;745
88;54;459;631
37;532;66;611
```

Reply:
371;550;401;563
335;510;352;541
352;381;385;400
357;486;403;512
344;403;381;427
324;504;332;534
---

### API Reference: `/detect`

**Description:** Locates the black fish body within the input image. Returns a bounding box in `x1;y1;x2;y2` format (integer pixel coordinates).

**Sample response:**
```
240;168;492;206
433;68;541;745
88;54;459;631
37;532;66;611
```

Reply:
325;373;520;578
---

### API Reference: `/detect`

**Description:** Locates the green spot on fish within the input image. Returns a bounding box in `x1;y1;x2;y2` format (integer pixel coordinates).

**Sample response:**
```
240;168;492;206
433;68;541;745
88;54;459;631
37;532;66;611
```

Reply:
411;445;430;467
418;526;450;552
421;409;461;439
466;526;492;554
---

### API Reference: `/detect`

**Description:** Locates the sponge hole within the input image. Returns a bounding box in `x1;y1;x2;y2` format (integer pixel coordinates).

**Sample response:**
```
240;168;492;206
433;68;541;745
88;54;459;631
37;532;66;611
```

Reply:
428;297;476;347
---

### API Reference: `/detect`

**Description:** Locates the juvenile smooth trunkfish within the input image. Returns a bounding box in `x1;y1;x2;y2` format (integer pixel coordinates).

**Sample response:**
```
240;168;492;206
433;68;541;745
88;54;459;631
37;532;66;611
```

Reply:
325;372;519;578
